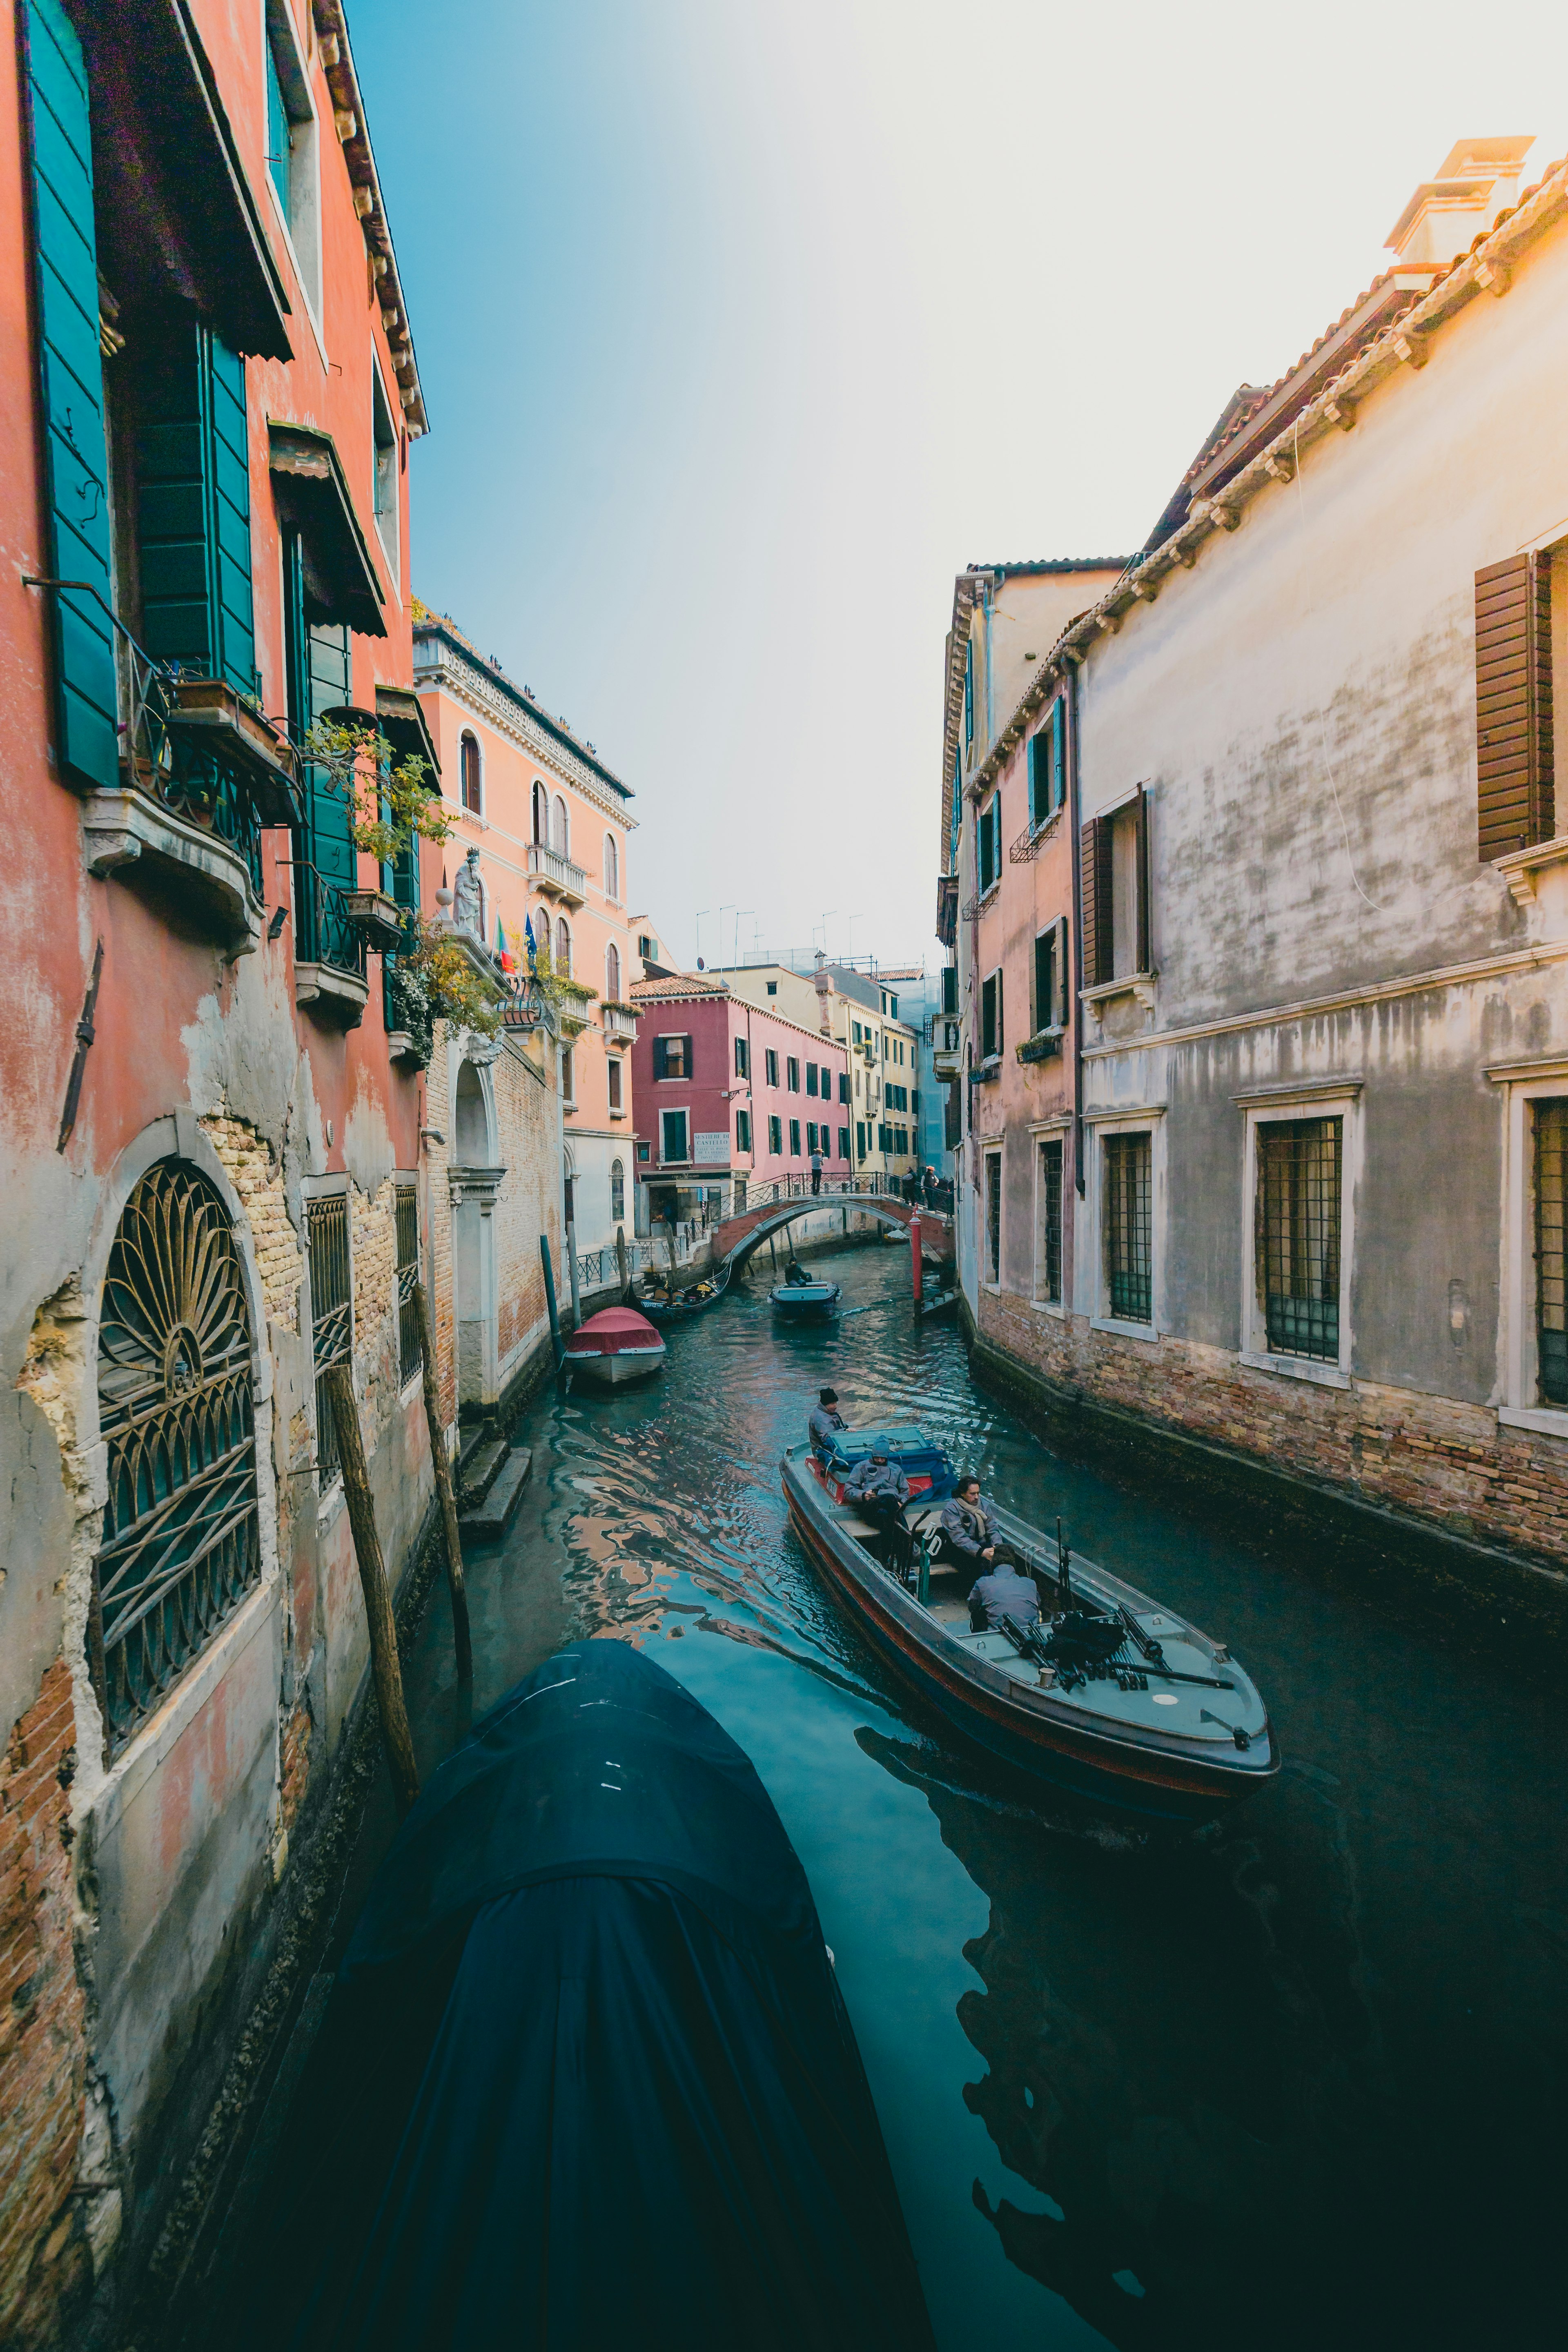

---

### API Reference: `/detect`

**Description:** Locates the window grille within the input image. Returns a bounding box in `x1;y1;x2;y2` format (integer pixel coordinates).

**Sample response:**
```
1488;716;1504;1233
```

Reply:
1104;1132;1152;1322
985;1152;1001;1283
1535;1100;1568;1404
1257;1118;1341;1361
1039;1138;1063;1303
307;1194;352;1481
90;1161;260;1757
396;1181;420;1385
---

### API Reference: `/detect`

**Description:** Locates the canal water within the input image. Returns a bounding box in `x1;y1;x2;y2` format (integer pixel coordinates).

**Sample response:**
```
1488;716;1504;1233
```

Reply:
335;1237;1566;2350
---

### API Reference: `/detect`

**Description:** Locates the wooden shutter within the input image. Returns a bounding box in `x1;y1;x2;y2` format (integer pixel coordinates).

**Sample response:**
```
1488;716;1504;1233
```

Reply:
1052;700;1067;813
1033;930;1052;1033
1081;817;1112;987
653;1036;669;1080
1027;731;1043;829
1054;914;1071;1029
135;323;255;696
1135;784;1152;974
1477;555;1553;860
21;0;118;788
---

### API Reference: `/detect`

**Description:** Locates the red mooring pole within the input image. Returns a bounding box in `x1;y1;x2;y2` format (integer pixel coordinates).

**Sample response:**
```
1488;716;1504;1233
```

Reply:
910;1210;923;1314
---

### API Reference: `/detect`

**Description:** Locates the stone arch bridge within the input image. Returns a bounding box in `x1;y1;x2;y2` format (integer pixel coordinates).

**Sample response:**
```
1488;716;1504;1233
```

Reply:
711;1180;954;1272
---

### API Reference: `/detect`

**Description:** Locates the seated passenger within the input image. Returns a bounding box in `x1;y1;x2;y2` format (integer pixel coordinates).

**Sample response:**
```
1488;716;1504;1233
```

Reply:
842;1450;911;1564
941;1476;1013;1569
967;1558;1042;1634
808;1387;848;1459
784;1262;811;1287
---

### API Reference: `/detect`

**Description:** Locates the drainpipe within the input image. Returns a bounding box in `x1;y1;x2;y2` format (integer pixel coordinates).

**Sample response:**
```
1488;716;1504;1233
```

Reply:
1067;657;1086;1199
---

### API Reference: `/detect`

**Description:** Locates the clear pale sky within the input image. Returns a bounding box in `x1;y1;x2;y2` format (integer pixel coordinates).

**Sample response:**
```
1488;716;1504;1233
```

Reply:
355;0;1568;975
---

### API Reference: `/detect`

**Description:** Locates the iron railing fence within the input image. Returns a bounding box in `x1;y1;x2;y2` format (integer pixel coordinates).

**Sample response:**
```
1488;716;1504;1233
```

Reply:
294;860;370;984
395;1181;421;1383
307;1195;353;1481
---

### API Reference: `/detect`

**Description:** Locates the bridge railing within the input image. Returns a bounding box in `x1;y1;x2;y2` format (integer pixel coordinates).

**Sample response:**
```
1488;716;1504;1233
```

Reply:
730;1172;951;1219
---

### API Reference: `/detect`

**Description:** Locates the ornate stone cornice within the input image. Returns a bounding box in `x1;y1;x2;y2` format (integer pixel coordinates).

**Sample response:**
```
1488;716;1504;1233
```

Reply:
414;631;638;832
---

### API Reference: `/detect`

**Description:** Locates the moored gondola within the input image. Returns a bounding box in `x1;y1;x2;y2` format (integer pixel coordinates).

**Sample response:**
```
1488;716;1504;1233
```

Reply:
639;1258;732;1320
783;1435;1278;1819
226;1643;935;2351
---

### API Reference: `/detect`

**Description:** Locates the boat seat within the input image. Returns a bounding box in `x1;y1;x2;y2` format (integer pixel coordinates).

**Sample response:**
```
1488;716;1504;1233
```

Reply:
833;1511;880;1539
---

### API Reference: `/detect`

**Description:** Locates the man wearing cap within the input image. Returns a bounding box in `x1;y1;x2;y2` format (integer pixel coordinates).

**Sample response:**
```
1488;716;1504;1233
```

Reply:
842;1447;912;1569
808;1388;848;1460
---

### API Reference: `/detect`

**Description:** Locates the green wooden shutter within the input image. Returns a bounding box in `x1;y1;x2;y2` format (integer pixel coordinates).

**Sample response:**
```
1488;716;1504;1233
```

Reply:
20;0;117;787
135;324;255;695
1052;700;1066;813
307;623;356;892
1027;732;1042;829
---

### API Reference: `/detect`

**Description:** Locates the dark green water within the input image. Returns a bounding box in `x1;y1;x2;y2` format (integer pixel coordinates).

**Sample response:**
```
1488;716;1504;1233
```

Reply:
353;1238;1568;2350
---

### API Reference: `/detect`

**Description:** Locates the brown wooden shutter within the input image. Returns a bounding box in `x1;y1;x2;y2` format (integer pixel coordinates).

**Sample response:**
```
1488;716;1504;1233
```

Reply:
1134;786;1152;973
1080;818;1112;986
1477;554;1553;860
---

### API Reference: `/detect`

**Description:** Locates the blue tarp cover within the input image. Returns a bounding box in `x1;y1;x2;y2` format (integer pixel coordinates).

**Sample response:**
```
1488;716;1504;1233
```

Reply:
242;1642;933;2352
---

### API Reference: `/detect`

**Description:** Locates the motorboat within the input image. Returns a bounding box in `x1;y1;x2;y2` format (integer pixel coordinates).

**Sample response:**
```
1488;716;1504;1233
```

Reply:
226;1642;935;2351
784;1431;1278;1820
562;1303;666;1385
771;1264;841;1319
638;1259;732;1321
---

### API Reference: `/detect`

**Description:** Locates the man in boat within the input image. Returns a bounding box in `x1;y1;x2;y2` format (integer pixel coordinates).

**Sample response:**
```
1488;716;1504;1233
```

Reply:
943;1477;1041;1631
784;1261;812;1286
808;1387;848;1460
842;1448;912;1569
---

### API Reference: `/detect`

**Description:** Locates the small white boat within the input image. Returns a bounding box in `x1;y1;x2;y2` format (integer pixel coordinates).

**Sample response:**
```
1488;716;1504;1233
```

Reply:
563;1305;666;1386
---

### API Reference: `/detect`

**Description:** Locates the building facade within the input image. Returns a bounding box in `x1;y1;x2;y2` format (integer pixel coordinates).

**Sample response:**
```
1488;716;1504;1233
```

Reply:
0;2;565;2339
942;137;1568;1578
628;975;851;1227
717;960;923;1187
413;612;639;1255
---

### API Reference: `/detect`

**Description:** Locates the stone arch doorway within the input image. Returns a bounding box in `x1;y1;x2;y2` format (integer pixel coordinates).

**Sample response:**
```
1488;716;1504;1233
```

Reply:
91;1157;261;1756
451;1057;500;1417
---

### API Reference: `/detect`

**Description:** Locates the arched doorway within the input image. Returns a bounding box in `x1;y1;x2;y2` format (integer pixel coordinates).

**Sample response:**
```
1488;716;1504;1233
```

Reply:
451;1059;499;1415
91;1159;260;1756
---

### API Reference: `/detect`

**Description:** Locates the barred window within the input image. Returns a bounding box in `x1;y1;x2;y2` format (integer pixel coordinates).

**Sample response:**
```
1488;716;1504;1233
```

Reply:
1038;1138;1063;1303
985;1151;1001;1283
91;1161;261;1758
1535;1100;1568;1405
395;1180;419;1385
307;1194;352;1482
1104;1132;1151;1323
1256;1118;1341;1362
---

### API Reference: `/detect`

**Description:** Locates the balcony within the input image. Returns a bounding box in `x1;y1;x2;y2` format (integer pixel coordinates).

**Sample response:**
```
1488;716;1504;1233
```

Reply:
528;841;588;906
931;1019;962;1079
294;865;370;1027
1016;1027;1064;1065
602;1001;640;1045
82;666;301;958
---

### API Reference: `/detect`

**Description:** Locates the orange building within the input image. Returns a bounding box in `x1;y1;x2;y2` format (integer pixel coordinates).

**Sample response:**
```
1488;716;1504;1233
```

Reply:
415;612;641;1250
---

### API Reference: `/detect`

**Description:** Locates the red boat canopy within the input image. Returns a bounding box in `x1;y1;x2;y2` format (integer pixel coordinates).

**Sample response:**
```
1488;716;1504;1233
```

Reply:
565;1307;663;1355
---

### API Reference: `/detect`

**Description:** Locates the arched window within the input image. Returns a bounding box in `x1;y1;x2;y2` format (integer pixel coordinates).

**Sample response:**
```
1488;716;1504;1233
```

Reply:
460;731;481;813
611;1159;625;1222
531;780;546;845
603;833;619;900
551;795;568;856
94;1159;260;1755
555;916;571;976
605;941;621;1003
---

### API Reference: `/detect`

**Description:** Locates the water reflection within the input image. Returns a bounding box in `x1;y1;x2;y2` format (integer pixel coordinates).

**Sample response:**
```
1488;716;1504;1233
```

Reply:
334;1238;1568;2351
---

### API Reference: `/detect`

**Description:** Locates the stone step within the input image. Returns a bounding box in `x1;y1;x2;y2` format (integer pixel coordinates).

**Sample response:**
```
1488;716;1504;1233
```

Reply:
457;1437;508;1508
459;1447;532;1539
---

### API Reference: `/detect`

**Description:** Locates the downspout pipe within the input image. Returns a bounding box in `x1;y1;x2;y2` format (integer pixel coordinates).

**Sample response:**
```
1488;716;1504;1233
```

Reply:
1067;657;1086;1198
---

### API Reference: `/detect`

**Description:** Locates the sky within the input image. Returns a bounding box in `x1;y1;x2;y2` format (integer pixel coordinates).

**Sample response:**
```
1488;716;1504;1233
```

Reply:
354;0;1568;976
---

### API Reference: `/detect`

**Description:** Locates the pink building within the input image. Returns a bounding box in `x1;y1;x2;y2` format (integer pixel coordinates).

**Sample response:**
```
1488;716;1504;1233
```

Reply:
629;976;852;1227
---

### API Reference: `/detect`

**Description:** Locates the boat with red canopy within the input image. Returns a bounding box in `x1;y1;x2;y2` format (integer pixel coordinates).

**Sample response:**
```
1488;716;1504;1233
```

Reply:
563;1305;666;1387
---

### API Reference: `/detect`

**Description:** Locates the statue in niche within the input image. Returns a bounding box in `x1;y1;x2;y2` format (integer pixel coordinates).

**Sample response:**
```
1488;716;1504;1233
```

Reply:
452;846;482;938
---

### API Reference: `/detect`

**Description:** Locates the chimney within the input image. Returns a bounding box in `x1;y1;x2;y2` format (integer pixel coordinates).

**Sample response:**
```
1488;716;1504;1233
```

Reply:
1385;137;1535;275
813;952;833;1034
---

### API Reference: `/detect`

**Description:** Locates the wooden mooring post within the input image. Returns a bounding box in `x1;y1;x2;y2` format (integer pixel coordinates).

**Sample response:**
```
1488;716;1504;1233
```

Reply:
321;1362;420;1817
910;1211;924;1314
412;1278;472;1682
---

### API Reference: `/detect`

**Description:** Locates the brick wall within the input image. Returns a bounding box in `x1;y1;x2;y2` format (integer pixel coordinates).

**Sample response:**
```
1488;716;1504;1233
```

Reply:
978;1284;1568;1570
200;1109;302;1329
0;1661;89;2349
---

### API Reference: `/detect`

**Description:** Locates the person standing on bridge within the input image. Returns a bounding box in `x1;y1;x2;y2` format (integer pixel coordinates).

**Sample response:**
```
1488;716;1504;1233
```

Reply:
810;1142;823;1196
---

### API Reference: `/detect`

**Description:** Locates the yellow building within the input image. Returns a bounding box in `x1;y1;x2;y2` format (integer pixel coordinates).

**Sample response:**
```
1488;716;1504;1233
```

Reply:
414;612;640;1248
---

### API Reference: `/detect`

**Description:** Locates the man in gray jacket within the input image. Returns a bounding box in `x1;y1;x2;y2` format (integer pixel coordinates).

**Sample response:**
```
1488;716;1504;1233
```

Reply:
943;1476;1040;1632
843;1449;911;1567
808;1388;848;1459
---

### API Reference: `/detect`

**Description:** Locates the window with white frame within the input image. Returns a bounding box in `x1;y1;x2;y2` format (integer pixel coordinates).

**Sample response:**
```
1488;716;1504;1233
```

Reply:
661;1108;689;1163
263;2;321;315
984;1148;1002;1284
1535;1100;1568;1405
531;780;547;844
459;731;481;813
555;917;571;976
560;1047;575;1105
1103;1131;1152;1323
1036;1136;1064;1303
1238;1087;1356;1377
372;363;399;584
610;1159;625;1222
607;1056;622;1112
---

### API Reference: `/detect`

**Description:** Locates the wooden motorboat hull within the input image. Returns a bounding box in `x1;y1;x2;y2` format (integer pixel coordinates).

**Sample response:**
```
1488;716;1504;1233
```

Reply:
772;1283;841;1320
782;1446;1278;1821
566;1340;665;1386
